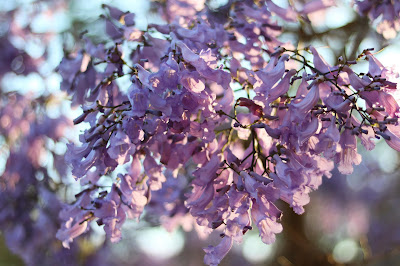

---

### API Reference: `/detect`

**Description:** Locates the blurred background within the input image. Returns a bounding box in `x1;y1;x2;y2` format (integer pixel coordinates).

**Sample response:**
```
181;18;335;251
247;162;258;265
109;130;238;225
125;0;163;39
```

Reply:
1;0;400;265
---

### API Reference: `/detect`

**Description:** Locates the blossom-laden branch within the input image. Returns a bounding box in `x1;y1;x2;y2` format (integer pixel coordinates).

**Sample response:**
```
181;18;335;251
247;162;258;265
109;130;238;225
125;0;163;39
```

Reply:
56;1;400;265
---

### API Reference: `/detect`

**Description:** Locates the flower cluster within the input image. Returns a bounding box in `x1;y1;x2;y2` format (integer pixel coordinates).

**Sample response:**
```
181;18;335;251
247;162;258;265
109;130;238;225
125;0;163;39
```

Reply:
56;0;400;264
355;0;400;39
0;92;80;265
0;1;98;264
53;1;400;265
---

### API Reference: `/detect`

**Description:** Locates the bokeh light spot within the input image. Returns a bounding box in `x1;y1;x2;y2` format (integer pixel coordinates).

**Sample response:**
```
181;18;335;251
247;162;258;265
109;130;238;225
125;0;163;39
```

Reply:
136;227;185;260
242;234;275;264
332;238;359;263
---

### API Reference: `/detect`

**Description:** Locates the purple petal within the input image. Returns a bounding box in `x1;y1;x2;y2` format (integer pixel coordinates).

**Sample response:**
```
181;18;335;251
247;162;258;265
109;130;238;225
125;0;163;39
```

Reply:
203;237;233;266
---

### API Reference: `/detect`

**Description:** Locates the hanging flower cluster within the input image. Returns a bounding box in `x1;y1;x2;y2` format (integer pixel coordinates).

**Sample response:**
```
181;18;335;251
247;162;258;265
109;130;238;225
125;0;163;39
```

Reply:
56;1;400;265
355;0;400;39
0;1;111;264
0;92;80;265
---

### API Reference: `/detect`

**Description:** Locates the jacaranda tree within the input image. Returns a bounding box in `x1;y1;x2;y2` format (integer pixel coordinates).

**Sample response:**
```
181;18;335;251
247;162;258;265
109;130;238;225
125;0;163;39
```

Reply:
2;0;400;265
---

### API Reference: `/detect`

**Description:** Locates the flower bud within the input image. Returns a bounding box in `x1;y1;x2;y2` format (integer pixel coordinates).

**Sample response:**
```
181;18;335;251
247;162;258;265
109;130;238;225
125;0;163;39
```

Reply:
236;172;245;191
386;118;398;123
86;125;105;142
249;171;272;185
98;115;106;125
73;112;88;125
93;138;106;149
104;108;113;116
376;131;391;140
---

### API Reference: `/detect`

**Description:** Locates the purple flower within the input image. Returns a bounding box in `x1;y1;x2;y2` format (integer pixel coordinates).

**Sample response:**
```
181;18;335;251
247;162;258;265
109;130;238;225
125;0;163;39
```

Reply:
107;127;135;164
56;219;88;249
204;236;234;266
251;198;283;244
176;41;231;88
128;81;149;117
336;127;362;175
